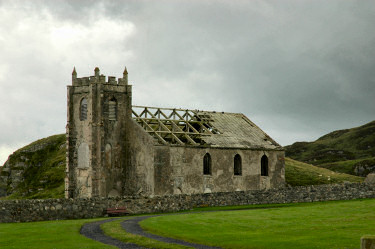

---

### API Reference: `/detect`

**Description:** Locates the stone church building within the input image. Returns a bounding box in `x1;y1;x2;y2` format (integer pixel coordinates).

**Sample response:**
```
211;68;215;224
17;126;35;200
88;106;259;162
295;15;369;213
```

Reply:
65;67;285;198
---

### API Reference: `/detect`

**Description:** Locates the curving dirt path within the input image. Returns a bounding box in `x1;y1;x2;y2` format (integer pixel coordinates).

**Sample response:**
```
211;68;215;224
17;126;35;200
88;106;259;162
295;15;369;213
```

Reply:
121;215;221;249
80;218;145;249
81;215;221;249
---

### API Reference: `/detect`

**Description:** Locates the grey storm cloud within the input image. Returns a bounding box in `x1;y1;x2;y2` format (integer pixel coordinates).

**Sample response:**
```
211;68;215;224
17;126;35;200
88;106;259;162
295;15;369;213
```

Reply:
0;0;374;165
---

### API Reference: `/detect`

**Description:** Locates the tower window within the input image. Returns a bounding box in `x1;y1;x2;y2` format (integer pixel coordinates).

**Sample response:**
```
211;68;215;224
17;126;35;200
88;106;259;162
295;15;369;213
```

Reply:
261;155;268;176
234;154;242;176
203;153;212;175
108;97;117;121
80;98;87;121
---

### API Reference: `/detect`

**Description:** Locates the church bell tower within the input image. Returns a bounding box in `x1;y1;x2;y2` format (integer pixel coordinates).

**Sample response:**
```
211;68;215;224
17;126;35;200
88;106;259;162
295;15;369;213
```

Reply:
65;67;132;198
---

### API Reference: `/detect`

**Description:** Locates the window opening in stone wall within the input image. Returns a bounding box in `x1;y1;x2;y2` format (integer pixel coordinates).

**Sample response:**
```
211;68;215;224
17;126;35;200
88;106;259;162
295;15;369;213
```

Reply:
80;98;87;121
109;97;117;121
234;154;242;175
203;153;212;175
261;155;268;176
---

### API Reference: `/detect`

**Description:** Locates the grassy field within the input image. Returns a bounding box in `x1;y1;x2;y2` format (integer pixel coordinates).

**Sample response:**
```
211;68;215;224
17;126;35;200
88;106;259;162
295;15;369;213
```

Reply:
0;218;115;249
1;200;375;248
285;157;363;186
100;203;306;249
141;199;375;249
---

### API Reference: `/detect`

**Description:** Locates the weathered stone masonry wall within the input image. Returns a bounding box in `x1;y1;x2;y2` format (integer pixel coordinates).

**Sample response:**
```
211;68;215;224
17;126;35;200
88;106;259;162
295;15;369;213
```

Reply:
1;183;375;223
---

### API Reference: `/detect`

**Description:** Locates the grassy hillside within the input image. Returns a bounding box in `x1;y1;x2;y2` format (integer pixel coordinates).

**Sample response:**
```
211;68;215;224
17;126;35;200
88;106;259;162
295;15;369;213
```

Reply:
285;120;375;165
285;157;363;186
0;134;66;199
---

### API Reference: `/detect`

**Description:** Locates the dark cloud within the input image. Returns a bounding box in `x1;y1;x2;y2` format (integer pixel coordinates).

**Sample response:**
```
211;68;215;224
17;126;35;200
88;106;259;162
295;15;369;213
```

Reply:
0;0;374;165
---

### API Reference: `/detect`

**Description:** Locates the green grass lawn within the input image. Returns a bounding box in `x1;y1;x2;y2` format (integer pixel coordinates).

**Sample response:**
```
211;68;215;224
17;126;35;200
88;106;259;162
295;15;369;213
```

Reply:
2;199;375;249
141;199;375;249
0;218;116;249
100;204;313;249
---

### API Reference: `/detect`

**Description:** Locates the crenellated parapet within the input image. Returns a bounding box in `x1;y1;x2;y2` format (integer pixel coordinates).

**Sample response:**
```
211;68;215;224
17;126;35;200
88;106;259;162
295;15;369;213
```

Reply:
71;67;129;86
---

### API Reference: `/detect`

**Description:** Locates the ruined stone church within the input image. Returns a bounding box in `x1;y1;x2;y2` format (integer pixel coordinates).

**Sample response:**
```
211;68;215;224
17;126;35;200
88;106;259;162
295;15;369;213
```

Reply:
65;67;285;198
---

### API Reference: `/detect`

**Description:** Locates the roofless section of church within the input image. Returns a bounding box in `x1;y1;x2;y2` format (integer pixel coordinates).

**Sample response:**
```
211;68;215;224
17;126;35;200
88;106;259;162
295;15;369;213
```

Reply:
66;67;285;199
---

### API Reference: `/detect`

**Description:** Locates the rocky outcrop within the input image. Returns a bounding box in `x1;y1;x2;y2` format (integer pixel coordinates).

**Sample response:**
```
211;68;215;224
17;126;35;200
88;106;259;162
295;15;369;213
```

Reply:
0;166;6;197
0;134;66;198
354;159;375;177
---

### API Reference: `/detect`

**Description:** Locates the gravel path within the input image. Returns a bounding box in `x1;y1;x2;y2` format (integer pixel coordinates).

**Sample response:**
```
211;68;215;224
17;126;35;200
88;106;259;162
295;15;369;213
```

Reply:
81;215;221;249
121;215;221;249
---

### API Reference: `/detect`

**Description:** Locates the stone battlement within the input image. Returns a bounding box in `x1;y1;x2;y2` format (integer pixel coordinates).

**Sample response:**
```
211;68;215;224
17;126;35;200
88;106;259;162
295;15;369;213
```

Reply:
71;67;129;86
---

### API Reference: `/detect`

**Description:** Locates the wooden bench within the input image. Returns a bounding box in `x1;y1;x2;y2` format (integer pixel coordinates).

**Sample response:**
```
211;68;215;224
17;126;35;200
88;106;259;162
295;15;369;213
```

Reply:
106;207;130;217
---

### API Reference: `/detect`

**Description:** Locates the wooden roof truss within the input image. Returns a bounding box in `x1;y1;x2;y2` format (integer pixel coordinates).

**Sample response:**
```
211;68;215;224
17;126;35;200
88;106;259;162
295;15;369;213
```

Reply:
132;106;220;145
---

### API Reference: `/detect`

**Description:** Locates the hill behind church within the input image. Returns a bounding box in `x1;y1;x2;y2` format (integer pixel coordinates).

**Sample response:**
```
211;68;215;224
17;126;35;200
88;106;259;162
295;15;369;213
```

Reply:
285;120;375;176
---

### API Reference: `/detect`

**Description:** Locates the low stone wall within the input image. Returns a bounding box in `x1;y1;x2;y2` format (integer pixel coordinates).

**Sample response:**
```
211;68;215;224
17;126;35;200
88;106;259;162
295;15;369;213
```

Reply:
1;183;375;223
361;235;375;249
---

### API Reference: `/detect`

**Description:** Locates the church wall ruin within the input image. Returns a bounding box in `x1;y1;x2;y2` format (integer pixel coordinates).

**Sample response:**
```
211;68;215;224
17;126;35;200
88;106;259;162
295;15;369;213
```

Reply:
154;146;285;195
124;118;155;196
67;68;285;198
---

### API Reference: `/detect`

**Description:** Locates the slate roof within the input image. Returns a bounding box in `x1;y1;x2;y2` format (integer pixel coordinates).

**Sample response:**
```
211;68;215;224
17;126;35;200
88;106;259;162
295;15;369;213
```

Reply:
132;106;283;150
198;111;282;150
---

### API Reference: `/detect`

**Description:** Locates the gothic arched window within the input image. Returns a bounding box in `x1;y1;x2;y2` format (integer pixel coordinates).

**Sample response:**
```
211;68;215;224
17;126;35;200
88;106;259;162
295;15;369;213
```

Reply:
80;98;87;121
203;153;212;175
261;155;268;176
234;154;242;175
108;97;117;121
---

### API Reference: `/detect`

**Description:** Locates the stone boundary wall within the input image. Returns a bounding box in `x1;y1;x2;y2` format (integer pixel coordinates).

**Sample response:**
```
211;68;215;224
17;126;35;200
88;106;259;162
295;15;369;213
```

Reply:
1;183;375;223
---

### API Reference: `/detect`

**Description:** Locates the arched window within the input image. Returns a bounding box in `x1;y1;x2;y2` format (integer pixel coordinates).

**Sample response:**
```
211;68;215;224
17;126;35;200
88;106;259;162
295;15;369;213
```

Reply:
203;153;212;175
261;155;268;176
108;97;117;121
80;98;88;121
234;154;242;175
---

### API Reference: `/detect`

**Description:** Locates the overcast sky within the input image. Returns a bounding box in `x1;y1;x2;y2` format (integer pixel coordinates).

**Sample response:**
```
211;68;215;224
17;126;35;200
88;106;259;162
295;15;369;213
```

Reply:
0;0;374;166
